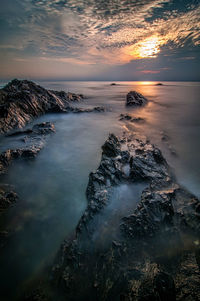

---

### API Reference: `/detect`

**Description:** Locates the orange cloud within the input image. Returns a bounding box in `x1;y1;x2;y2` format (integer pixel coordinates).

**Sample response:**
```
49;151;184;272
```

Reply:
140;70;161;74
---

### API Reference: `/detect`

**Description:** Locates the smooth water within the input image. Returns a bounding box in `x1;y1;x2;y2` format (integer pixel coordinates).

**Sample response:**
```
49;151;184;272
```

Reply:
0;81;199;300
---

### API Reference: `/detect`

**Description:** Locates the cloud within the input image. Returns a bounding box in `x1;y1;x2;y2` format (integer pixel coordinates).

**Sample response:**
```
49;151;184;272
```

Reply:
0;0;200;79
140;70;161;74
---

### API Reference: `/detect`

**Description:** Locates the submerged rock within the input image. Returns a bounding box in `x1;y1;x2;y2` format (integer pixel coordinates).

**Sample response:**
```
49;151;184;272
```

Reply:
71;106;105;113
126;91;148;106
119;114;145;123
119;113;132;121
51;133;200;300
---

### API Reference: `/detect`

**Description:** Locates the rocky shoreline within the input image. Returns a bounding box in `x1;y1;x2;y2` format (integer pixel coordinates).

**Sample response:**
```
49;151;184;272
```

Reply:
0;79;106;252
0;80;106;213
0;81;199;300
48;132;200;301
0;79;105;134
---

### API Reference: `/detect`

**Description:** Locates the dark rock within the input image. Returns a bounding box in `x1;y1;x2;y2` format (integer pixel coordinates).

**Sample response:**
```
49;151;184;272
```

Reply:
119;114;132;120
101;133;121;157
50;132;200;300
0;122;55;176
156;83;163;86
72;106;105;113
154;272;176;301
0;79;84;134
126;91;148;106
119;114;145;123
131;117;145;123
0;185;18;212
110;83;116;86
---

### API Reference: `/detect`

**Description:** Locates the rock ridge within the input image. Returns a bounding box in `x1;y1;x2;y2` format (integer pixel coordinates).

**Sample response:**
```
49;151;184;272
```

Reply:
50;132;200;301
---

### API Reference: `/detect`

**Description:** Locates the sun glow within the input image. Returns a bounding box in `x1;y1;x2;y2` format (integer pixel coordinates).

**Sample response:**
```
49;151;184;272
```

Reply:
137;37;160;58
124;36;162;60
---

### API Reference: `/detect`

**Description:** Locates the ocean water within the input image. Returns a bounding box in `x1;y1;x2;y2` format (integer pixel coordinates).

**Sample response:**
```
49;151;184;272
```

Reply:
0;81;199;300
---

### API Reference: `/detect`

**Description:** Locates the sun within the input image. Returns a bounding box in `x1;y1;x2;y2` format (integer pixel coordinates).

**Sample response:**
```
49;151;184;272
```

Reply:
126;36;161;59
138;37;160;58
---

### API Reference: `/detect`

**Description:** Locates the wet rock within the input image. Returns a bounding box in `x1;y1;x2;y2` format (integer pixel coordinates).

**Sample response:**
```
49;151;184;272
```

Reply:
156;83;163;86
119;114;132;121
102;133;121;157
0;122;55;176
119;114;145;123
126;91;148;106
0;79;84;134
72;106;105;113
50;132;200;300
0;186;18;212
131;117;145;123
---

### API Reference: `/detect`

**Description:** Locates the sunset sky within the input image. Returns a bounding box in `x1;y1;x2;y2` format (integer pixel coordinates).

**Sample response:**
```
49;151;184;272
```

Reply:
0;0;200;81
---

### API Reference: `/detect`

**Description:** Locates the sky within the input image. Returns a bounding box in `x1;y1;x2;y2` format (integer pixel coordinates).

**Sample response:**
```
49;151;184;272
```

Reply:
0;0;200;81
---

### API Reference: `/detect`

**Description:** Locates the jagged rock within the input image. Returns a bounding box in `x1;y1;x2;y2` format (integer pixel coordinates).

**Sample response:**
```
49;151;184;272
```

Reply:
0;122;55;176
0;79;84;134
101;133;121;157
51;133;200;301
126;91;148;106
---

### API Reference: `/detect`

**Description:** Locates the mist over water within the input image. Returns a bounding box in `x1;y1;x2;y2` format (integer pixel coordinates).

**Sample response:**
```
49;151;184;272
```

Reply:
0;81;199;300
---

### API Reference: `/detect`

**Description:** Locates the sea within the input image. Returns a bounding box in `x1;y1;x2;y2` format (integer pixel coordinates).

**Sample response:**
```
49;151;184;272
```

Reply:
0;81;199;300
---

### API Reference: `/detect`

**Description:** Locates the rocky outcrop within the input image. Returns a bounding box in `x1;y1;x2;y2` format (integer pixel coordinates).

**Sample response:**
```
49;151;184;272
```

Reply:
126;91;148;106
119;114;145;123
0;79;84;134
51;133;200;301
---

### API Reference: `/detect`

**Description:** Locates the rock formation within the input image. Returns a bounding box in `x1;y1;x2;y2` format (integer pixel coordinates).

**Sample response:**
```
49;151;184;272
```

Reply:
126;91;148;106
0;79;81;134
51;133;200;301
0;79;105;134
